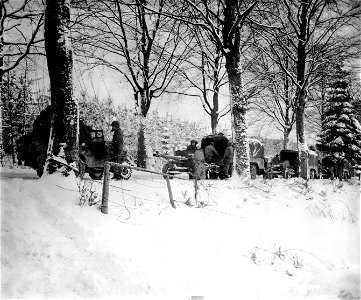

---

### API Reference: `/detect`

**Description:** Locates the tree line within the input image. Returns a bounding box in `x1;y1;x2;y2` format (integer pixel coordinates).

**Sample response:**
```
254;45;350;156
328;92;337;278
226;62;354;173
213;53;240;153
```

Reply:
1;0;360;178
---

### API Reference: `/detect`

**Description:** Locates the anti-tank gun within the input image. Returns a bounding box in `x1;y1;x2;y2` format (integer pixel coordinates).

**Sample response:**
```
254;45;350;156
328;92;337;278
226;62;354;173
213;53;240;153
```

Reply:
153;150;198;179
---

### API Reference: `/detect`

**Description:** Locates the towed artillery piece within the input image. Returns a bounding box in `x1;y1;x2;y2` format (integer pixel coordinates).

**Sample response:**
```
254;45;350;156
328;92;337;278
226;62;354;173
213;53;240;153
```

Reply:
154;134;229;180
155;134;267;180
153;150;212;180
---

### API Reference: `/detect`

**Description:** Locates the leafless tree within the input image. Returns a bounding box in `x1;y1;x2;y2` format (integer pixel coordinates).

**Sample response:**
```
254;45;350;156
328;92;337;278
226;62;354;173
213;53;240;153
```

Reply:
72;0;191;167
178;24;229;134
156;0;259;177
253;0;360;178
0;0;44;83
247;46;297;149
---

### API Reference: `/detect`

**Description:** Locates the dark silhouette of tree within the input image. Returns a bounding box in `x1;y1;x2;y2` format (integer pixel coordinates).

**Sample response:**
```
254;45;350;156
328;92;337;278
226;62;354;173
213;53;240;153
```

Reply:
45;0;77;163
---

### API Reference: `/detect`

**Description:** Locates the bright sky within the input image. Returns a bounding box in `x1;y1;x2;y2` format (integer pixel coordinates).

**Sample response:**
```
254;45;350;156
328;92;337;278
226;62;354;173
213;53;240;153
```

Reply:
28;56;287;140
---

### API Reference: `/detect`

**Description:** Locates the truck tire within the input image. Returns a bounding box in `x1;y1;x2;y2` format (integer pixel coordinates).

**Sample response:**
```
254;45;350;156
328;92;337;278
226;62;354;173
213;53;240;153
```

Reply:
120;166;132;180
89;168;103;180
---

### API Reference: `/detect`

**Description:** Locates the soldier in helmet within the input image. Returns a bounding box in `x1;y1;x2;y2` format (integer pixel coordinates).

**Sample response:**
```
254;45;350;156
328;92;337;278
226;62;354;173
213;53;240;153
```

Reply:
223;141;234;178
204;141;220;163
186;139;198;151
111;120;124;180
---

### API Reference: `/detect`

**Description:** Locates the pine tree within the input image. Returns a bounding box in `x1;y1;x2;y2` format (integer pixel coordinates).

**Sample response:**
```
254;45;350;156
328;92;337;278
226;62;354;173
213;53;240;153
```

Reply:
317;67;361;164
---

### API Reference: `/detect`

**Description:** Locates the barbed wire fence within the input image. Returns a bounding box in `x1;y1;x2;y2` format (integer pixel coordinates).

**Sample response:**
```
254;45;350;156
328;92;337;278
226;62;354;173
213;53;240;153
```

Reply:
85;162;226;224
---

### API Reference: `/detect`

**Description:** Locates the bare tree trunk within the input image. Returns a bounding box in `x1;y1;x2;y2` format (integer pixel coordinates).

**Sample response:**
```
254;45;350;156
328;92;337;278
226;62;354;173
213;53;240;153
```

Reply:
45;0;77;162
211;90;219;134
135;91;149;168
211;53;220;134
283;127;291;149
295;0;309;179
137;118;147;168
223;0;250;177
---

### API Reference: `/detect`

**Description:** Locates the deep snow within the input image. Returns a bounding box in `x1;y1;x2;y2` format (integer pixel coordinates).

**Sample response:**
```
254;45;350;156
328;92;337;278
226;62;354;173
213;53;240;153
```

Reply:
1;167;360;299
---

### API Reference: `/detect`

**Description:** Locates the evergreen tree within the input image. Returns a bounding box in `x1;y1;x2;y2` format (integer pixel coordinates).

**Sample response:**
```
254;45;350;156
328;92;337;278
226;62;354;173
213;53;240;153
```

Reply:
1;72;43;164
317;67;361;164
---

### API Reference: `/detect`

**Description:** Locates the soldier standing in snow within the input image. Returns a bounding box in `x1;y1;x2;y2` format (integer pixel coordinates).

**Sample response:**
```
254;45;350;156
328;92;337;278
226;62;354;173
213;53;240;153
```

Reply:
204;141;220;163
223;141;234;178
111;120;124;180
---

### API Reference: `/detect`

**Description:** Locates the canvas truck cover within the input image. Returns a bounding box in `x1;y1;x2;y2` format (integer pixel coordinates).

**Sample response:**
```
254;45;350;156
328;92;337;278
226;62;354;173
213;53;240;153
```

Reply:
248;138;265;159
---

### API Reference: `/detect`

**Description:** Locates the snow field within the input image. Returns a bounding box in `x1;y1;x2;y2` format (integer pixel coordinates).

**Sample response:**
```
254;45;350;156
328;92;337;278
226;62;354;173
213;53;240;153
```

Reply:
1;167;360;299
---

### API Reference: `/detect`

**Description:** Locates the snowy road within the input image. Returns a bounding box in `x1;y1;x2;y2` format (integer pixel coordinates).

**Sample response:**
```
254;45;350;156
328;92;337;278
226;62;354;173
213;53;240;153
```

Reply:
0;167;39;180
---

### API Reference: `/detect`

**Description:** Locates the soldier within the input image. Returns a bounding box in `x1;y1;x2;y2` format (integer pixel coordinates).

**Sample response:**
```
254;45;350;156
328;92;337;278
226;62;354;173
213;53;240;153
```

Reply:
223;141;234;178
111;120;124;180
204;141;220;163
186;139;198;151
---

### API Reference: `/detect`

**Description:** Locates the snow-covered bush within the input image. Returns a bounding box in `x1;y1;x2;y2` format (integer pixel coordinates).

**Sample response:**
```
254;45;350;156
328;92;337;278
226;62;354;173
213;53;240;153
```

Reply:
76;179;100;207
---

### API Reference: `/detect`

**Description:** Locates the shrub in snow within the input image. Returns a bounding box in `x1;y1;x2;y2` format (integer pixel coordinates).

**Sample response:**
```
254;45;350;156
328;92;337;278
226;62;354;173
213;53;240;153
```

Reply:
306;199;357;224
76;179;100;207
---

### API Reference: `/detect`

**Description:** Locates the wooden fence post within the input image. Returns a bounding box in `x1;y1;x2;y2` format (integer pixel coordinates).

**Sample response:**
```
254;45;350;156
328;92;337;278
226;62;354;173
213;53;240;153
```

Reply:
101;163;110;214
165;175;176;208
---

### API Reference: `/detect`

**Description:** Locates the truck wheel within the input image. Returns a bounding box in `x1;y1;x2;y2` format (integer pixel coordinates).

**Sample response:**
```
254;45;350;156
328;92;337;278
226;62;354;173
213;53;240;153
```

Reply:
162;162;174;179
250;164;257;180
120;166;132;180
209;171;219;179
89;169;103;180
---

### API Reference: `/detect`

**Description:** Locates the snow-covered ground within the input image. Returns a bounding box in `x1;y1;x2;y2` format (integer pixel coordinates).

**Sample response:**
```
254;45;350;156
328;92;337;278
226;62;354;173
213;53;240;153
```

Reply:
1;167;360;299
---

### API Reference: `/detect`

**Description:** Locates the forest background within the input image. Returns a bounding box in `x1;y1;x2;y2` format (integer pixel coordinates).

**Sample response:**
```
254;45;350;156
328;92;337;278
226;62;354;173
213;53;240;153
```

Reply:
1;0;361;171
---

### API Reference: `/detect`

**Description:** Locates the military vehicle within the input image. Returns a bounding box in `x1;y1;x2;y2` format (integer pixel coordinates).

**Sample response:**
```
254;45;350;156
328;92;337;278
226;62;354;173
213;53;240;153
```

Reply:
78;129;134;180
320;155;351;180
268;149;320;179
16;107;134;180
249;138;267;179
157;134;267;180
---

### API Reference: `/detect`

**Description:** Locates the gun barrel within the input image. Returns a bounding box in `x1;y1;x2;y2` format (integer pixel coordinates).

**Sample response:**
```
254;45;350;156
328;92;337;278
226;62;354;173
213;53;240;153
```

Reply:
153;153;188;161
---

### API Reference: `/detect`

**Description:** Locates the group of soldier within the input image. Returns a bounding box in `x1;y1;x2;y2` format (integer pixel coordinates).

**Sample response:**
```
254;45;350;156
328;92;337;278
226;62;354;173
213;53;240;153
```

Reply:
186;139;234;178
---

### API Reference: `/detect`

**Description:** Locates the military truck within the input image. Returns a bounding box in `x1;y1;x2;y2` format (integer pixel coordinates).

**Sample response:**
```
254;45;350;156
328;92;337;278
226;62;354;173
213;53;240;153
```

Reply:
268;149;320;179
249;138;267;179
320;155;351;180
16;107;134;180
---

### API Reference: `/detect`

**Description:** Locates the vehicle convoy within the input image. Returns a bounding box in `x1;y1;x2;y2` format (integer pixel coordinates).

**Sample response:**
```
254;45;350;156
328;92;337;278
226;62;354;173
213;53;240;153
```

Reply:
17;107;134;180
268;149;320;179
156;134;267;180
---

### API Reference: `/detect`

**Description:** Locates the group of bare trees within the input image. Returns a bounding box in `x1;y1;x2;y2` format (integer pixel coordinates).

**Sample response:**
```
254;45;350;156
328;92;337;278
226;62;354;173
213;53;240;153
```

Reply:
1;0;360;178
